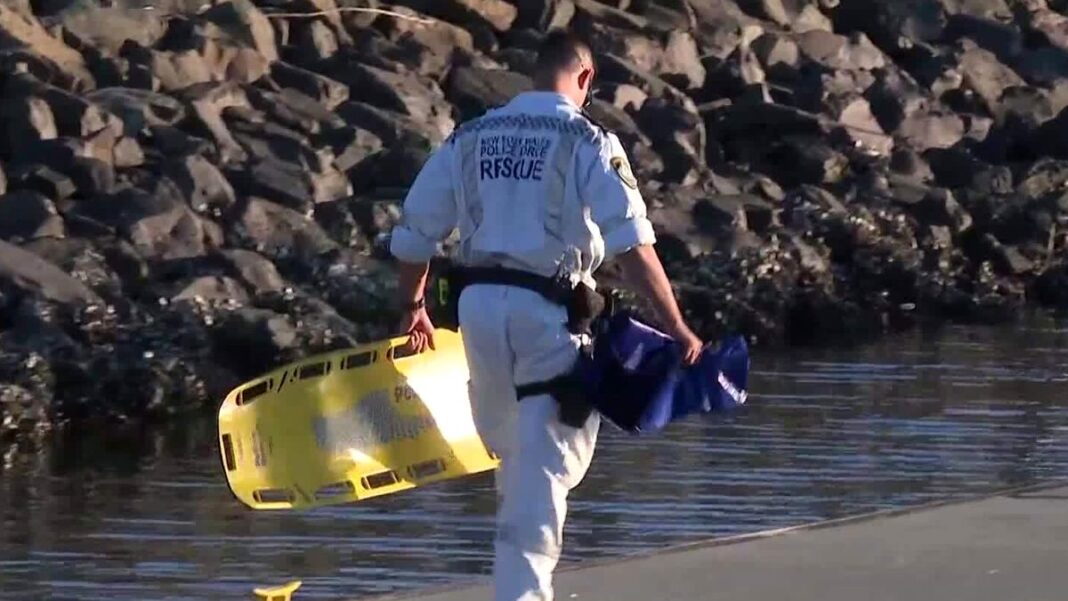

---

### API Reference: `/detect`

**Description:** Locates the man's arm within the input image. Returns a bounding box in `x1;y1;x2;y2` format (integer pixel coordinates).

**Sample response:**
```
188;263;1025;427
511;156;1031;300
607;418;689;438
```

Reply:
580;131;703;363
389;144;457;351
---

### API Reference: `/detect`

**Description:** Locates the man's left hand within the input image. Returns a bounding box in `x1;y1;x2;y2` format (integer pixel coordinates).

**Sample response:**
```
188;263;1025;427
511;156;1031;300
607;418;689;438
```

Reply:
399;307;436;353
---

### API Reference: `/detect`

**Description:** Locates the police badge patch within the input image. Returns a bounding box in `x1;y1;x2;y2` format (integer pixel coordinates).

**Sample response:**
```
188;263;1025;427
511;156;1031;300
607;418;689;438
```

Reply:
610;156;638;190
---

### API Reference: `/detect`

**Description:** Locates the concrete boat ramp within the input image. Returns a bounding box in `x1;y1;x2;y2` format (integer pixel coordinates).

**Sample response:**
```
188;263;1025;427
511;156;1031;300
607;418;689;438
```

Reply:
361;481;1068;601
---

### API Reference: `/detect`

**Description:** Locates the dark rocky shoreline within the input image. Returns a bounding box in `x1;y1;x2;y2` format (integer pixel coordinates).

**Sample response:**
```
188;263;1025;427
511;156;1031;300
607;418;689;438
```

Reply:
3;0;1068;441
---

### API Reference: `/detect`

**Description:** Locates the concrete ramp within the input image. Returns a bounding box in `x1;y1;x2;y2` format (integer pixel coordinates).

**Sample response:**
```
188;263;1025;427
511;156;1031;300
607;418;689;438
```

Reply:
366;483;1068;601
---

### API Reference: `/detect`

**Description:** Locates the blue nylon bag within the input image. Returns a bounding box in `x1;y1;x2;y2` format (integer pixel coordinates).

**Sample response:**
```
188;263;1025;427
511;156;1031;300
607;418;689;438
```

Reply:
578;312;750;434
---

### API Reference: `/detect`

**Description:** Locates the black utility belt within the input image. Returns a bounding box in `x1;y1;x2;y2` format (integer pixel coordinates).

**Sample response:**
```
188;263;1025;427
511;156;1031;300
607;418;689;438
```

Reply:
433;265;609;336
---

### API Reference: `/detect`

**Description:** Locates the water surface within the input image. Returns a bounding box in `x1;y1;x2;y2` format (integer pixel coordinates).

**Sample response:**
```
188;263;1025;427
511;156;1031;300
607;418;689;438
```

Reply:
2;319;1067;600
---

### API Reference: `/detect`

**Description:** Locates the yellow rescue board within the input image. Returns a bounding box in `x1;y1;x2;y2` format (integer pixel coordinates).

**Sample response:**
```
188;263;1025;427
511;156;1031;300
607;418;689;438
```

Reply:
217;329;499;510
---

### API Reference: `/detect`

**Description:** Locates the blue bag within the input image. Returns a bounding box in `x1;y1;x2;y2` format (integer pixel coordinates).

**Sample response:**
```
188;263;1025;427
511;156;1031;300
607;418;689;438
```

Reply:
578;312;750;434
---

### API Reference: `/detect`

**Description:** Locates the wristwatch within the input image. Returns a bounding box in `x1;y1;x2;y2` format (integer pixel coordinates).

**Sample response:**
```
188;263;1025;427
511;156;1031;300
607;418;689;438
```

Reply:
402;297;425;311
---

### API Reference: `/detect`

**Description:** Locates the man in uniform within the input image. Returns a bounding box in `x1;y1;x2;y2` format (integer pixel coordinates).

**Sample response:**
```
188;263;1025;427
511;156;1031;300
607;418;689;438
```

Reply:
389;30;703;601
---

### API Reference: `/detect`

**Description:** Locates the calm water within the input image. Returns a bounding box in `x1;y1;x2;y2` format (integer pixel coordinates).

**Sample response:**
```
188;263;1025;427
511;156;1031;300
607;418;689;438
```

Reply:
2;318;1068;600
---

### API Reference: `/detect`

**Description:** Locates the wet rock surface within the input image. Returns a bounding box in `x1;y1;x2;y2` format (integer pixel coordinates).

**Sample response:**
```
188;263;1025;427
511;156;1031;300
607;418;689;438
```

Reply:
4;0;1068;440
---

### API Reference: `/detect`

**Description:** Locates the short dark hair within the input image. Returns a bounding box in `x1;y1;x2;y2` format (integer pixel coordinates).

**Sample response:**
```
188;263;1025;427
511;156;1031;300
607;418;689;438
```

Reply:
534;29;594;79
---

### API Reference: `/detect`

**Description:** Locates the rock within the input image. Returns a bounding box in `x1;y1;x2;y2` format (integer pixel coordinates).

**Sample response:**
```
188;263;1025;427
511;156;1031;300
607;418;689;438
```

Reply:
143;125;213;158
596;53;692;104
245;86;345;135
378;7;476;79
86;88;186;133
229;197;338;262
393;0;518;32
211;307;298;379
56;4;167;56
229;159;350;211
795;30;887;72
636;98;706;184
829;95;894;156
990;240;1035;275
942;13;1021;60
513;0;577;31
202;0;279;63
20;237;122;298
75;184;218;261
348;143;433;193
217;249;287;295
170;275;250;304
329;126;384;173
180;82;252;164
447;67;532;122
0;191;65;242
0;95;57;155
6;165;75;203
659;31;707;91
336;101;446;147
896;108;966;151
112;137;144;168
601;83;649;112
329;61;455;142
956;43;1026;116
891;183;973;233
68;157;116;197
693;194;750;235
4;73;122;140
0;4;94;90
1030;105;1068;158
831;0;947;56
290;19;339;62
1016;158;1068;200
0;239;100;306
269;62;348;111
164;155;236;215
751;32;801;75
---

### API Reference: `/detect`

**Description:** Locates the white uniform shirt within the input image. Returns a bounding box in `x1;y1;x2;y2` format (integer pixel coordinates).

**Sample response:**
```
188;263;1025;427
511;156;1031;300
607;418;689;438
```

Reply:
389;90;656;287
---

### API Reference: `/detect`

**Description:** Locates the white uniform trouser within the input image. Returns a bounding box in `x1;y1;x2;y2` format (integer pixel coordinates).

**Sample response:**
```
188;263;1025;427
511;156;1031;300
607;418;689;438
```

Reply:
458;284;601;601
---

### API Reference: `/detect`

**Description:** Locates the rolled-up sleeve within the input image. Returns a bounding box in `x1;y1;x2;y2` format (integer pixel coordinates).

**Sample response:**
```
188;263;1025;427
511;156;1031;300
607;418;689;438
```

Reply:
579;132;656;258
389;144;458;263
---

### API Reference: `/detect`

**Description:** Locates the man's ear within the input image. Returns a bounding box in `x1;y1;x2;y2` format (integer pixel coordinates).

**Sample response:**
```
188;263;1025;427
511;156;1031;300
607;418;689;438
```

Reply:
578;68;593;91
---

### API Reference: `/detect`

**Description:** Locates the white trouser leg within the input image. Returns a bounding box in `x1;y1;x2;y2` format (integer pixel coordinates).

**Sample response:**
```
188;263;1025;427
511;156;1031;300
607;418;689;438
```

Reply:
459;286;600;601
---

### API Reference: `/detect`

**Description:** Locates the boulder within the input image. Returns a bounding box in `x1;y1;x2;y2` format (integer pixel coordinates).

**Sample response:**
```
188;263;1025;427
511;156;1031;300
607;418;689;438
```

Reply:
20;237;122;298
831;0;947;56
794;30;887;72
378;6;476;79
447;67;532;122
392;0;518;33
896;108;966;151
75;184;219;261
217;248;287;295
511;0;577;31
229;197;339;262
0;191;65;241
328;61;455;142
956;43;1026;116
4;73;123;140
269;61;349;110
170;275;251;304
86;88;186;134
180;82;252;164
211;307;298;378
0;95;58;156
336;101;446;147
636;98;707;184
0;4;94;90
229;159;350;211
164;155;236;215
202;0;279;63
0;239;101;306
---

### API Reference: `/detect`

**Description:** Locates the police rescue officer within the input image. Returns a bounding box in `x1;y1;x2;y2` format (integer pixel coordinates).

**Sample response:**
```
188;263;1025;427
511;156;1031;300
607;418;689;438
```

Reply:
389;30;703;601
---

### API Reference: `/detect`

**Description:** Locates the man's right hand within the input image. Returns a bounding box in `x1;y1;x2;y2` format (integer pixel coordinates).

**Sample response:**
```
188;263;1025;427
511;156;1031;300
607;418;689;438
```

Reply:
665;320;704;366
616;245;704;366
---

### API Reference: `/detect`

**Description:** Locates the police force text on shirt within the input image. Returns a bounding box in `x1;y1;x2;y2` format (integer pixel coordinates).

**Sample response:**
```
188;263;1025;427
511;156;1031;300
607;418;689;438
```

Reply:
479;134;552;181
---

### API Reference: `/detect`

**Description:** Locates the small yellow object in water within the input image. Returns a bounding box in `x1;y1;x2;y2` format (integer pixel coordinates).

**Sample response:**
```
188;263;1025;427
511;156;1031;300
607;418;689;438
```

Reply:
253;580;301;601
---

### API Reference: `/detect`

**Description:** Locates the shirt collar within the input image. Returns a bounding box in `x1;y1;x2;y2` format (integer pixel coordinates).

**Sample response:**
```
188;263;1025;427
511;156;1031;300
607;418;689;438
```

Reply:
506;90;580;115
